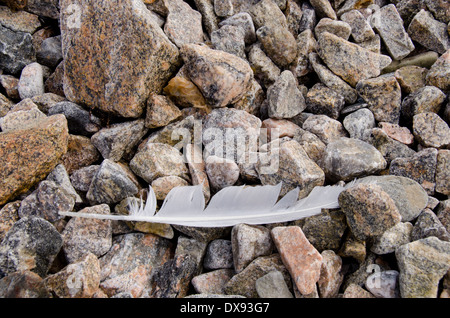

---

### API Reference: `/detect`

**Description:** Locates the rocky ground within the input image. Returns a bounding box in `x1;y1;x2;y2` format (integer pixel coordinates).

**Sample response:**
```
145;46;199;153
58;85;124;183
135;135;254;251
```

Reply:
0;0;449;299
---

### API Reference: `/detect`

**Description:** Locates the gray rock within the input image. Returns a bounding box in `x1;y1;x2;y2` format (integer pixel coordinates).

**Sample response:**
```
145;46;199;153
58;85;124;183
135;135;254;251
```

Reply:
401;86;446;123
0;25;35;76
298;2;317;33
46;164;82;204
36;36;63;69
193;0;219;36
339;184;402;241
91;119;148;162
174;236;208;275
436;150;450;196
256;24;297;68
257;140;325;198
426;49;450;91
356;75;402;124
371;222;413;255
408;9;450;55
256;270;293;298
303;114;348;144
249;0;287;30
310;0;337;20
219;12;256;44
62;204;112;264
396;236;450;298
317;250;344;298
18;180;75;223
343;108;376;141
389;147;438;195
289;30;317;78
413;112;450;148
357;175;429;222
340;9;376;43
306;83;345;120
205;155;240;191
18;62;44;100
203;239;233;270
0;101;46;133
248;44;281;88
211;25;246;59
214;0;233;17
411;209;450;242
130;142;189;184
365;270;400;298
26;0;60;20
368;128;416;165
315;18;351;40
0;216;62;277
87;159;139;205
371;4;415;60
48;101;101;136
70;165;100;193
0;270;50;298
323;137;386;182
267;71;306;119
231;224;274;273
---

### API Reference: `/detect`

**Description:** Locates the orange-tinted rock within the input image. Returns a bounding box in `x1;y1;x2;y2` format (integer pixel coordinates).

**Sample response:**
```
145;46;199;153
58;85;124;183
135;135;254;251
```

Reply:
60;0;181;118
60;134;100;174
271;226;323;295
0;114;69;205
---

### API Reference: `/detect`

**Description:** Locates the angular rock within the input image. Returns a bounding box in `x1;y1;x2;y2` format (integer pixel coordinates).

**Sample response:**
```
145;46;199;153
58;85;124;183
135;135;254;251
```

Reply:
26;0;60;19
36;36;63;69
413;112;450;148
339;184;402;241
0;101;46;133
219;12;256;45
426;49;450;91
271;226;323;295
60;135;100;175
285;0;304;37
248;0;287;30
343;283;376;298
371;222;413;255
0;201;19;242
256;24;297;68
401;86;446;122
151;176;189;201
412;209;450;242
164;0;204;47
70;165;99;193
302;114;348;145
0;216;62;277
317;32;392;87
0;270;50;298
211;25;246;59
256;270;294;298
289;29;317;78
306;83;345;119
315;18;351;40
266;71;306;119
389;147;438;195
436;150;450;196
356;75;402;124
258;140;325;198
214;0;233;17
48;101;101;136
233;78;265;116
193;0;219;36
100;232;172;298
185;144;210;202
60;0;180;118
343;108;376;141
340;9;375;43
365;270;400;298
205;155;240;191
223;254;290;298
298;2;317;33
91;119;148;162
0;6;41;34
394;65;428;94
86;159;139;205
371;4;415;60
44;252;100;298
357;175;429;222
203;239;233;271
323;137;386;182
151;254;197;298
396;237;450;298
247;43;281;88
317;250;343;298
18;62;44;100
379;122;415;145
191;269;234;295
423;0;449;24
309;53;358;104
408;9;450;55
310;0;337;20
231;224;274;273
0;25;35;76
180;43;253;108
0;114;68;205
18;180;75;223
0;75;19;100
130;142;188;184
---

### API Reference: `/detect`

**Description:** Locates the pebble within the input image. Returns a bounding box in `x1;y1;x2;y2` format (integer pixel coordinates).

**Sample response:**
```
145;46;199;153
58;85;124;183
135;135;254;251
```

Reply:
205;155;240;191
18;62;45;100
371;222;413;255
48;101;101;136
343;108;376;141
203;239;233;270
317;250;343;298
255;270;294;298
365;270;400;298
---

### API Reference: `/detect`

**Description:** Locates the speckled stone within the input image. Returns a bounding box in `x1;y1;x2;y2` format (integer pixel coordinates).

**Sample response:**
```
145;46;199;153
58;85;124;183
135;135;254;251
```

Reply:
343;108;375;141
315;18;351;40
0;216;63;277
191;269;234;295
436;150;450;196
145;94;182;129
219;12;256;44
306;83;345;119
379;122;415;145
394;65;428;94
413;112;450;148
426;49;450;91
180;43;253;108
62;204;112;264
18;62;45;100
256;24;297;68
48;101;101;136
255;270;294;298
0;115;68;205
205;156;240;191
44;252;100;298
61;135;100;175
0;270;50;298
211;25;246;59
317;32;392;87
371;222;413;255
271;226;323;295
248;43;281;88
317;250;343;298
338;184;402;241
203;239;233;270
396;237;450;298
340;9;375;43
411;209;450;242
60;0;181;118
231;224;274;273
356;75;402;124
0;25;35;76
302;114;348;144
365;270;400;298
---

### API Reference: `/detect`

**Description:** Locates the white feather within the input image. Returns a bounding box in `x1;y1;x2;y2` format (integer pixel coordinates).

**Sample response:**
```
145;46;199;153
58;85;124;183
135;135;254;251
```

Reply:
59;181;353;227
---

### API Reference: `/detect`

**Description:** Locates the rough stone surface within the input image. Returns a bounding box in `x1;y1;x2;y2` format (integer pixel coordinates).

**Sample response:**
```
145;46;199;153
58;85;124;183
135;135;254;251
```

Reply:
271;226;323;295
48;101;101;136
338;184;402;241
365;270;400;298
394;65;428;94
436;150;450;195
191;269;234;295
0;115;68;205
302;114;348;145
255;270;293;298
396;237;450;298
317;250;343;298
306;83;345;119
0;25;35;76
426;49;450;91
256;24;298;68
322;137;386;182
60;0;181;118
0;216;63;278
315;18;351;40
0;270;50;298
411;209;450;242
205;155;240;191
343;108;375;141
340;9;375;43
203;239;233;271
413;112;450;148
401;86;446;123
371;222;413;255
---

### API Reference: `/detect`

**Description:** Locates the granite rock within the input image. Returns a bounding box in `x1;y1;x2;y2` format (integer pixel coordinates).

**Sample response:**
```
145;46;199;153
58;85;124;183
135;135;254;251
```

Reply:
255;270;294;298
0;25;35;76
413;112;450;148
0;270;50;298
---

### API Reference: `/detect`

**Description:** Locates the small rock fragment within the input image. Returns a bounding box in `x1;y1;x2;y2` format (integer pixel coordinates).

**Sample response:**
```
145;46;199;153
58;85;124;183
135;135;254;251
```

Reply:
426;49;450;91
18;62;44;100
413;112;450;148
256;270;294;298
